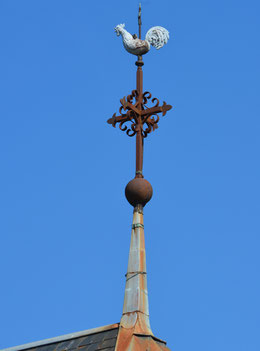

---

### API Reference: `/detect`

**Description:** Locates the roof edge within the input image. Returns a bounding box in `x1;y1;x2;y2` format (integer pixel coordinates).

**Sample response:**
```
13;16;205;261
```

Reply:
1;323;120;351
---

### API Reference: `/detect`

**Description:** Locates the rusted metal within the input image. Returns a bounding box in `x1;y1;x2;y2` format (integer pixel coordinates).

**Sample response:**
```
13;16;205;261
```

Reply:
107;90;171;138
107;86;171;181
125;178;153;207
115;332;171;351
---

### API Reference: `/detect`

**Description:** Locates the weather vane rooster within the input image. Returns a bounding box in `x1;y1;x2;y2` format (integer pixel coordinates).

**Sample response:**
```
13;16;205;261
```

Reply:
115;23;169;56
114;5;169;56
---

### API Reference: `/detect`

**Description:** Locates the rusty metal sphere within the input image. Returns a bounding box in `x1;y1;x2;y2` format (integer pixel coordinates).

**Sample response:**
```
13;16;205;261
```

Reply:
125;178;153;207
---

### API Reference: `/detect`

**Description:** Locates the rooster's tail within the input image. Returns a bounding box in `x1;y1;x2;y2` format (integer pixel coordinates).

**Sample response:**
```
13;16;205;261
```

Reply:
145;26;169;50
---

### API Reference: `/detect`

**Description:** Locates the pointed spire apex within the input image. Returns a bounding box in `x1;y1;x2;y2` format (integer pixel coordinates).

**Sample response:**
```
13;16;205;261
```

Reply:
121;206;152;335
115;206;171;351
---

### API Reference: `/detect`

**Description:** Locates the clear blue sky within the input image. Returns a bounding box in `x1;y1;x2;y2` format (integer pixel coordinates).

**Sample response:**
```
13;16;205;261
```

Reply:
0;1;259;350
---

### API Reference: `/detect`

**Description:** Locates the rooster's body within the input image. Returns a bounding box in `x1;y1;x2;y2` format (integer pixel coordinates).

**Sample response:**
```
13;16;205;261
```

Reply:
115;24;169;56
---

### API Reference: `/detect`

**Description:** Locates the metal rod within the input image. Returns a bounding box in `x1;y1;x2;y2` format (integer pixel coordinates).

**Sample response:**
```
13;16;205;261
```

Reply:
136;57;143;178
138;3;142;39
135;4;144;178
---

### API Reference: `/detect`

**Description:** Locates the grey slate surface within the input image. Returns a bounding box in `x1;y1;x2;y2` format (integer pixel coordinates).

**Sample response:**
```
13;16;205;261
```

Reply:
4;327;119;351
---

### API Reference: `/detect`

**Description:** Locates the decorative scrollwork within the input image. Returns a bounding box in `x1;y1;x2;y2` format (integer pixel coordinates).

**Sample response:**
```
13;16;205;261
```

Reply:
143;92;159;109
107;90;172;138
143;92;152;104
127;90;138;104
127;122;138;137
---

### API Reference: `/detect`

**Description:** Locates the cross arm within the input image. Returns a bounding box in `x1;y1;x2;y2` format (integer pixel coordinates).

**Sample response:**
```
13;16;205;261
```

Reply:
107;113;130;128
141;101;172;117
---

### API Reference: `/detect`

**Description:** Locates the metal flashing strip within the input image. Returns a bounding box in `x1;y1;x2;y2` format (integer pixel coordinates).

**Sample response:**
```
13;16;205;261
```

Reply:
132;223;144;229
1;323;119;351
135;171;143;176
125;271;147;281
133;333;167;345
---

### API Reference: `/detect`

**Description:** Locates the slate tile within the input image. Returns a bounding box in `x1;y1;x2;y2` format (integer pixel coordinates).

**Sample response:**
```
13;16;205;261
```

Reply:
67;337;86;350
36;344;56;351
97;338;117;350
55;340;73;351
101;329;118;340
78;334;104;347
77;343;99;351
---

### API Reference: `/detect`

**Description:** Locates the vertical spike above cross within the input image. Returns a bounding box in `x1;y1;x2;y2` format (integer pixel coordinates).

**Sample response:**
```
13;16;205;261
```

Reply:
138;3;142;39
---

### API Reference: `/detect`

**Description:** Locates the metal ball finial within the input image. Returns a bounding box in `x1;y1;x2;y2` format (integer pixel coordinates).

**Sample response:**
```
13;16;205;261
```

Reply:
125;178;153;207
